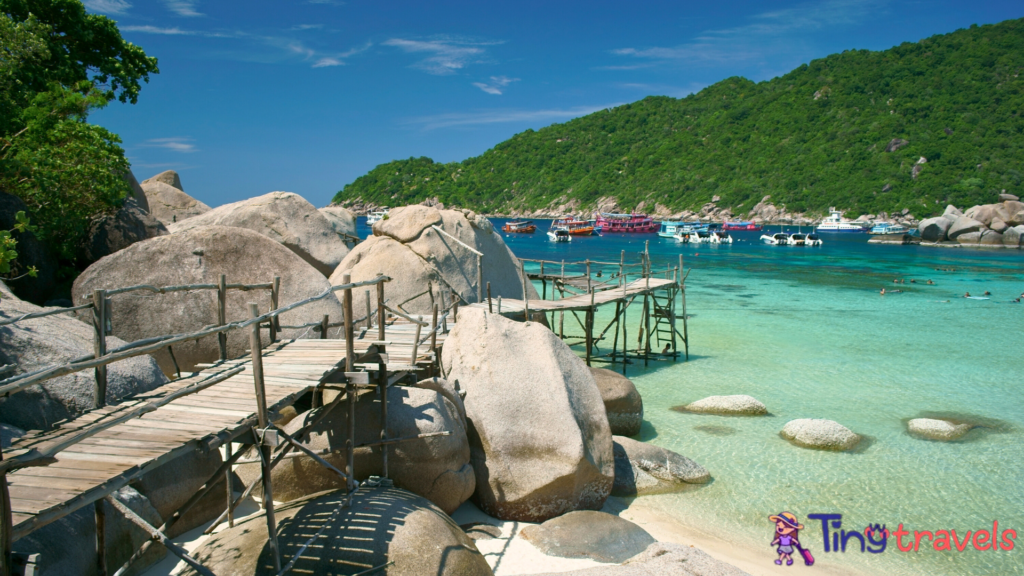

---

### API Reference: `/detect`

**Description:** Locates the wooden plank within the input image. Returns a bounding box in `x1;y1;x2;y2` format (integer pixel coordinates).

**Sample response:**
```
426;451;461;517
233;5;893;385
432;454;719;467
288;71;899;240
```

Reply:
8;485;85;504
8;475;105;493
53;452;148;466
12;467;119;482
159;405;254;418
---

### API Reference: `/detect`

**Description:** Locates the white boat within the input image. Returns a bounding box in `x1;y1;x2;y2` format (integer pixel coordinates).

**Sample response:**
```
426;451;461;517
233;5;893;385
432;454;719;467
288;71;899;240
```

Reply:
366;207;390;225
761;232;790;245
816;207;868;233
789;233;807;246
673;230;693;243
710;230;733;244
547;228;571;242
869;222;909;235
658;221;686;238
805;232;823;246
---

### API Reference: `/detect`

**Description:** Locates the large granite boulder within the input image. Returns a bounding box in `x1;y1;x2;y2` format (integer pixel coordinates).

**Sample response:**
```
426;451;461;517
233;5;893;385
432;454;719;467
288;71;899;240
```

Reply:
169;192;349;276
131;447;229;537
1005;201;1024;225
590;368;643;436
677;395;767;416
918;217;952;242
1003;226;1024;247
183;486;493;576
956;231;982;245
907;418;973;441
521;511;656;563
0;282;168;430
237;386;475;514
0;191;59;304
612;436;710;497
964;204;1009;227
942;204;963;219
140;180;210;226
999;193;1020;202
319;205;357;238
13;486;166;576
530;542;751;576
989;217;1009;233
72;226;344;375
142;169;183;191
979;229;1004;246
442;308;614;522
947;216;985;240
83;197;168;263
124;170;150;213
781;419;860;451
332;206;538;315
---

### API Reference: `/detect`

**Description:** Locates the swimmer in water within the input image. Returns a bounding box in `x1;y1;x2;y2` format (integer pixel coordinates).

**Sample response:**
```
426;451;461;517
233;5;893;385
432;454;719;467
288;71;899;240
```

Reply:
880;288;886;295
984;291;991;296
964;292;971;298
927;280;934;285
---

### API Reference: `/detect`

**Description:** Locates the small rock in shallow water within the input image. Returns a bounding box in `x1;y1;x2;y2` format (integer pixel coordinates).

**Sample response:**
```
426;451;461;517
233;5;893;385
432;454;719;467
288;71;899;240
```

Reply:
907;418;973;441
781;419;861;451
677;394;767;415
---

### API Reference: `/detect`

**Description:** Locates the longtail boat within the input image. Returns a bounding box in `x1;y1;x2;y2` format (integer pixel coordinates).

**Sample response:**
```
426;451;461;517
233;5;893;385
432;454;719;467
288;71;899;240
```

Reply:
501;220;537;233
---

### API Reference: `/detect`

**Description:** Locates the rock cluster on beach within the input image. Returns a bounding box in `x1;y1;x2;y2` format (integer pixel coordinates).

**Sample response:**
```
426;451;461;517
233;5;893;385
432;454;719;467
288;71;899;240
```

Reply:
917;193;1024;247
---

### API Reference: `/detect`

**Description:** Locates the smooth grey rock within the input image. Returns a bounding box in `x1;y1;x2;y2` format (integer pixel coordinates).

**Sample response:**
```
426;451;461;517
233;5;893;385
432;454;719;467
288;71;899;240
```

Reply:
142;170;183;191
169;191;349;276
14;486;166;576
319;205;357;238
989;217;1009;233
237;387;475;514
942;204;963;219
612;436;709;497
1003;226;1024;247
442;308;614;522
124;170;150;214
590;367;643;436
680;395;766;416
781;419;860;451
0;284;168;430
416;376;467;428
131;448;228;537
979;229;1004;245
999;193;1020;202
964;204;1008;228
947;216;985;240
918;217;952;242
84;197;168;263
140;180;209;226
1004;201;1024;225
884;138;909;152
181;487;493;576
530;542;751;576
521;511;656;563
72;225;343;375
956;231;982;245
908;418;973;441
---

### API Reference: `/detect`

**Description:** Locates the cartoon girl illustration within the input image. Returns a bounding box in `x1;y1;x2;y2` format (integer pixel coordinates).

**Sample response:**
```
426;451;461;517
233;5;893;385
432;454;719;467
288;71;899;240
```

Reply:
769;512;808;566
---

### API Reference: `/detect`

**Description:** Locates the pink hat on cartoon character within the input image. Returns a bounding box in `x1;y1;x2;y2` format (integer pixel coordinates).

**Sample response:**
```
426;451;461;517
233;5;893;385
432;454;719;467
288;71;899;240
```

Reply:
769;512;804;530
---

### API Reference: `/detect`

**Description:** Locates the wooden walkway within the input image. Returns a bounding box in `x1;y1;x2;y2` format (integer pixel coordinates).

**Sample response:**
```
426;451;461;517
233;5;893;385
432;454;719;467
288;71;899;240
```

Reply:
466;277;676;315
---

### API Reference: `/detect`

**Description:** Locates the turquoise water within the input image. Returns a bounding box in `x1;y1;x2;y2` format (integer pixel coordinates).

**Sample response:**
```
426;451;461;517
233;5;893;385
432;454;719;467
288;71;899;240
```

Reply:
496;223;1024;576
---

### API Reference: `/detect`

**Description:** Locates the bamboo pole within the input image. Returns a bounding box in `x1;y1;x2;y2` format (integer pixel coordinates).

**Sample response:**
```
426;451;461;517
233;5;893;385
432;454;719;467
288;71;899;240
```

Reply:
377;275;386;342
320;314;329;339
92;289;107;409
365;290;372;330
217;274;227;361
621;290;628;376
248;303;280;573
270;276;281;342
520;260;529;323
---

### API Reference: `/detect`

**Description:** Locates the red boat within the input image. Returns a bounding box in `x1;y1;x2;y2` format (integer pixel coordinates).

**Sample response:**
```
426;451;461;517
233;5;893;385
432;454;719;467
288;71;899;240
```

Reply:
502;220;536;233
552;216;597;235
594;213;657;233
722;221;763;231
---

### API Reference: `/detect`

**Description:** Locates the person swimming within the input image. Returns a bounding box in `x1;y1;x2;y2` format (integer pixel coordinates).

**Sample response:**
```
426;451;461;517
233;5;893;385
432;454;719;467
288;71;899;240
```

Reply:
927;280;934;285
964;292;971;298
880;288;886;295
984;291;991;296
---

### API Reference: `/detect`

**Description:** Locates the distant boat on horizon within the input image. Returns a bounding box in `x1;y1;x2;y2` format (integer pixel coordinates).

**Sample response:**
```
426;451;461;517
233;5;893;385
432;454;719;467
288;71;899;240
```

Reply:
595;213;658;233
722;220;763;231
816;207;869;233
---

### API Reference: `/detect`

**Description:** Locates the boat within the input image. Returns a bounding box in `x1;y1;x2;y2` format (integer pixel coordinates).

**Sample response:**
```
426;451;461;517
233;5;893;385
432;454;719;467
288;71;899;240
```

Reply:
868;222;909;235
760;232;790;245
552;216;597;235
366;207;389;225
673;230;693;243
547;228;571;242
805;232;823;246
695;229;713;243
658;221;686;238
789;233;807;246
501;220;536;234
710;230;733;244
816;207;869;233
722;220;763;231
594;213;658;233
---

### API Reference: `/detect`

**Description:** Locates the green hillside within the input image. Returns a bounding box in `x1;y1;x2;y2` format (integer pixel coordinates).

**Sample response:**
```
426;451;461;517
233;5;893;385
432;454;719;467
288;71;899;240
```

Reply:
334;19;1024;217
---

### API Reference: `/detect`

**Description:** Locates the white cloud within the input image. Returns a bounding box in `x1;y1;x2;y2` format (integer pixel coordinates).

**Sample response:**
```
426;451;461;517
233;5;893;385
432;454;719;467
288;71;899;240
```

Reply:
83;0;131;15
313;57;342;68
164;0;202;17
121;25;194;35
141;137;197;153
291;24;324;31
383;37;500;75
472;75;519;95
405;104;621;130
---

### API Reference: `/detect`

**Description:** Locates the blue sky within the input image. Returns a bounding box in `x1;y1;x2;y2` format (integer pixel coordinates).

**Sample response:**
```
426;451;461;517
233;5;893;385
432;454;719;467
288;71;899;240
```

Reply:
86;0;1023;208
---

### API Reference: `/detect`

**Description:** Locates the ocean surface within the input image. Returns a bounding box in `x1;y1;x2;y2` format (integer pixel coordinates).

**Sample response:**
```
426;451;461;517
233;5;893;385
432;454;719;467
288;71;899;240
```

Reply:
360;218;1024;576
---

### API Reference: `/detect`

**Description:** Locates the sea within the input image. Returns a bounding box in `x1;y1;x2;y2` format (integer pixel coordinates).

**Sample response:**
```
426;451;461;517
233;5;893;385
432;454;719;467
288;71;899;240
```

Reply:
360;218;1024;576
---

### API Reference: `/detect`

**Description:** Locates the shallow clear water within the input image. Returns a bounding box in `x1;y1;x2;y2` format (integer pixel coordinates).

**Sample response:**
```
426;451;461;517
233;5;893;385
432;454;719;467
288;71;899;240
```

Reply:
366;219;1024;575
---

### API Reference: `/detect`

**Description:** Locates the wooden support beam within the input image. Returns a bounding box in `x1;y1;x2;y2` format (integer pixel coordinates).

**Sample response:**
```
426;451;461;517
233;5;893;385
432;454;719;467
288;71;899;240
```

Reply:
487;282;492;313
95;499;106;576
269;276;281;343
342;274;357;504
0;471;10;576
104;496;215;576
477;254;484;304
92;289;108;409
217;274;228;361
248;303;281;574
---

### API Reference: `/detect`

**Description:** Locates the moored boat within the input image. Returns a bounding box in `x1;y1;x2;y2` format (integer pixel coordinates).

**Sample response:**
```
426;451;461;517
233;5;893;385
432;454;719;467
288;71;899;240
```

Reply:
761;232;790;245
722;220;763;231
710;230;733;244
805;232;823;246
594;213;658;233
547;227;571;242
553;216;597;235
868;222;909;235
789;233;807;246
816;207;869;233
658;221;686;238
673;230;693;243
502;220;537;234
366;207;390;225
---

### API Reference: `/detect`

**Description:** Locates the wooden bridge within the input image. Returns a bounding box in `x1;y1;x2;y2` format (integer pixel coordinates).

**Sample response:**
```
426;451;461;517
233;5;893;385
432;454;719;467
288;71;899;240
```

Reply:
0;274;453;576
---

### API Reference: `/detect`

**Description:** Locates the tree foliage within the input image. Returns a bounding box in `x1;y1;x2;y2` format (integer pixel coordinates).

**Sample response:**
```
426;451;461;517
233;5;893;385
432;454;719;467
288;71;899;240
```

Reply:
336;19;1024;217
0;0;157;259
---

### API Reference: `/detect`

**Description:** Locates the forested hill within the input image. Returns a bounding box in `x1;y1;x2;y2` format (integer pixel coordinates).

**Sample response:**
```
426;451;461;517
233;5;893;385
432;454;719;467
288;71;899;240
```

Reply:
334;18;1024;217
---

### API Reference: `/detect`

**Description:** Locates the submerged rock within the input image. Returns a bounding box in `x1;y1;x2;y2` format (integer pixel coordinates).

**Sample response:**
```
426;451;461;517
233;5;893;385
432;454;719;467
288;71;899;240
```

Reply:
590;367;644;436
907;418;973;441
521;511;656;563
612;436;710;497
780;419;860;451
678;395;767;416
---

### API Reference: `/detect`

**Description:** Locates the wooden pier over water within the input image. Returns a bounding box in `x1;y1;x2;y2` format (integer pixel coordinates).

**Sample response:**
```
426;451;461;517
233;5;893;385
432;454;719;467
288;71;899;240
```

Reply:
468;244;690;374
0;274;452;576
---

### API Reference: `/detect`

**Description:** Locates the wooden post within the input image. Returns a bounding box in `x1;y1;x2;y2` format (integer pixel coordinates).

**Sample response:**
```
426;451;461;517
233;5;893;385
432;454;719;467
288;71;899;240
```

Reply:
320;314;329;339
217;274;227;361
342;274;357;502
643;294;651;366
95;499;106;576
644;241;650;290
248;303;280;573
559;260;565;337
0;469;11;576
92;289;107;409
269;276;281;343
411;322;422;366
365;290;372;330
376;275;386;342
540;262;546;300
431;304;439;360
585;260;592;294
497;296;501;315
621;292;628;376
519;260;529;323
477;254;484;303
487;282;493;313
225;441;234;528
585;307;593;366
619;250;625;287
611;301;621;364
681;279;690;361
